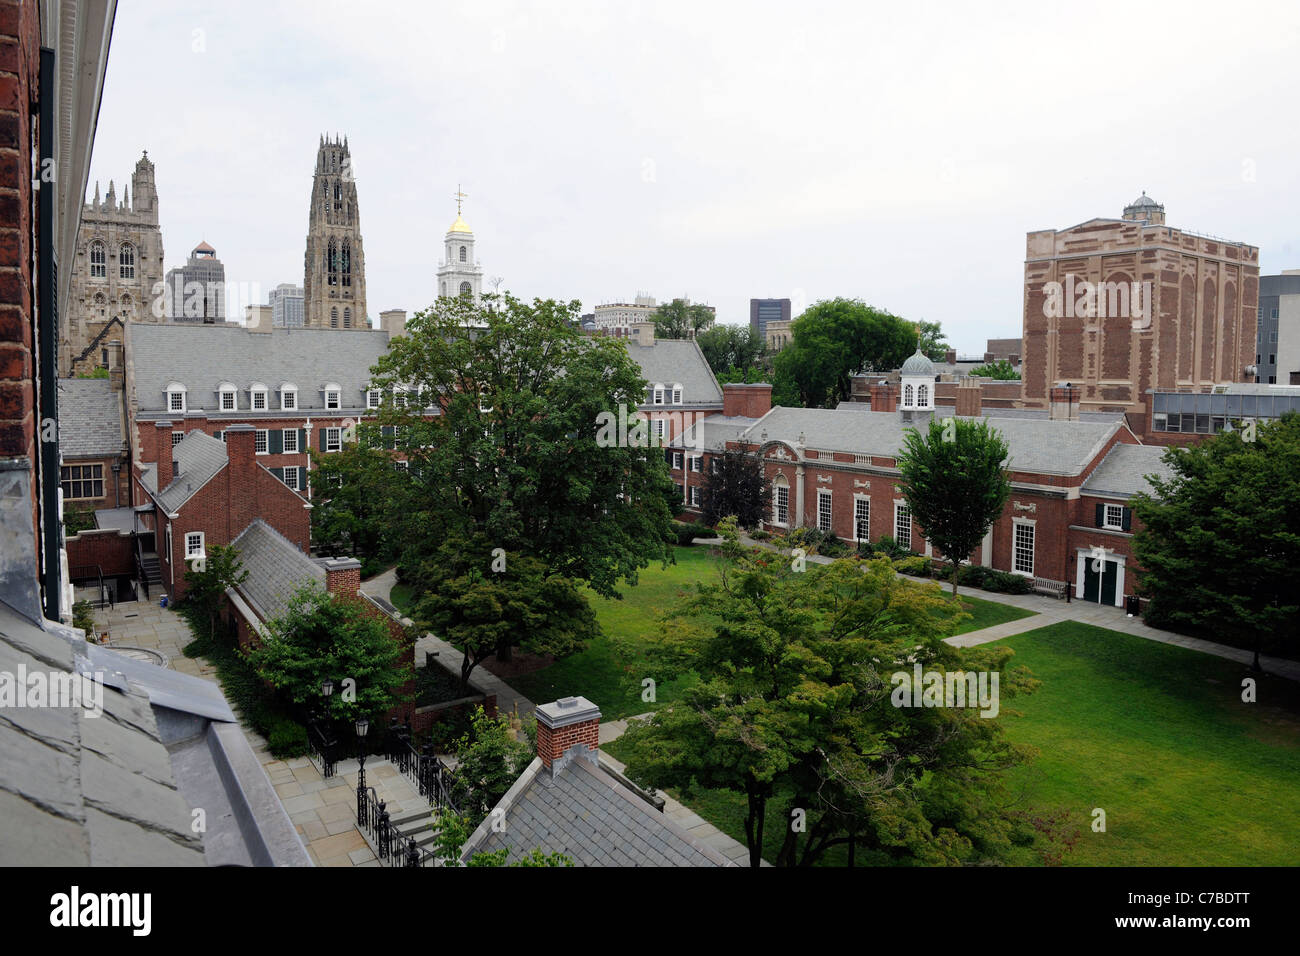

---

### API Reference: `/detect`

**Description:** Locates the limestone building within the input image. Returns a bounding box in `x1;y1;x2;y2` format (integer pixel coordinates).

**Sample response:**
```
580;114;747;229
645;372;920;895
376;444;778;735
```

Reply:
1022;193;1258;423
437;187;483;301
164;240;226;322
62;152;166;376
269;282;305;328
303;135;367;328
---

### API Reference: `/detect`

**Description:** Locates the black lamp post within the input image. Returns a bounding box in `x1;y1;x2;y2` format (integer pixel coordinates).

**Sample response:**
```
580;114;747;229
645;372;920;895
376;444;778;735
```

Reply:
355;715;370;793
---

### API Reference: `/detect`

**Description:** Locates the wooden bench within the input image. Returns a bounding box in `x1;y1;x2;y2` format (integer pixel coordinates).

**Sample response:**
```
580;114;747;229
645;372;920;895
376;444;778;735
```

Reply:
1032;577;1068;599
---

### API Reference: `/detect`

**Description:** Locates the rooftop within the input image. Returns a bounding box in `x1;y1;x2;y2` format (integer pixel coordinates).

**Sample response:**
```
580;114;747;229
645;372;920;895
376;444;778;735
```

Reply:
58;378;124;459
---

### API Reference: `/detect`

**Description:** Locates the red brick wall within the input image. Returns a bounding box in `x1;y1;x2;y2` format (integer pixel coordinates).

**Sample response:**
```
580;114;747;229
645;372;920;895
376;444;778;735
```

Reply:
722;384;772;418
66;529;134;577
537;717;599;768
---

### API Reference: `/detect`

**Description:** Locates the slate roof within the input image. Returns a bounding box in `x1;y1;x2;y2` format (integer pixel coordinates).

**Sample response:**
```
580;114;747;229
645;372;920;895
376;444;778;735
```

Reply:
670;414;759;452
229;519;325;623
127;323;395;415
626;339;724;408
0;599;206;866
1080;443;1175;498
739;407;1125;476
58;378;124;458
464;755;735;867
152;430;229;514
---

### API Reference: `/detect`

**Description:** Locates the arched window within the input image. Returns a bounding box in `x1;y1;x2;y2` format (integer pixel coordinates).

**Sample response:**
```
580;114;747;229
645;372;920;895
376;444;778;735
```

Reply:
459;281;471;296
917;384;928;407
904;384;914;407
341;239;351;288
772;475;790;526
459;245;467;262
440;281;447;296
326;238;338;286
89;241;106;278
343;307;352;329
119;243;136;279
330;307;339;328
93;292;107;318
120;294;135;320
334;182;341;202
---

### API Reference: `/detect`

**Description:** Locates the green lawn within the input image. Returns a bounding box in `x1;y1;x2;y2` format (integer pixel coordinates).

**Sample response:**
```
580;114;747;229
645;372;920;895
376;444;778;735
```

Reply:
947;592;1037;635
389;581;414;614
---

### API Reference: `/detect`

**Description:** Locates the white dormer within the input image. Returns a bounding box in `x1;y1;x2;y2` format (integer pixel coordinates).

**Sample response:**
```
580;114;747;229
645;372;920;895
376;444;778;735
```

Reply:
672;382;683;404
249;382;269;411
217;382;238;411
280;383;298;411
165;382;187;414
323;382;342;411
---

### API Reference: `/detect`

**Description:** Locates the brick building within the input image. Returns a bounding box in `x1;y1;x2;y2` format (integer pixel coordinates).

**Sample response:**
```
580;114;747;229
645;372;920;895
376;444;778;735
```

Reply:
1022;194;1259;429
57;370;130;512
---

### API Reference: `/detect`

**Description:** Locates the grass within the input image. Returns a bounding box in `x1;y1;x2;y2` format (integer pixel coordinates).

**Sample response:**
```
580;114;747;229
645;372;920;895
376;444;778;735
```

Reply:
946;592;1037;636
389;581;414;614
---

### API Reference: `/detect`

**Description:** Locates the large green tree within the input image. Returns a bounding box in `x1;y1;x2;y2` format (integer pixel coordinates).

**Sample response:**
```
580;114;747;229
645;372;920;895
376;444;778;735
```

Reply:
967;359;1021;380
1131;413;1300;668
183;543;249;640
615;520;1038;867
771;298;916;408
917;320;950;363
651;298;715;339
895;417;1012;595
696;323;765;380
700;449;771;529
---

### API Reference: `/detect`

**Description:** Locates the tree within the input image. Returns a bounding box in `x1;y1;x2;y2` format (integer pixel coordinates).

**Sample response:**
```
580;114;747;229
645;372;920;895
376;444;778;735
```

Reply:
917;320;949;362
771;298;915;408
408;532;599;693
183;543;249;641
700;449;772;529
615;519;1038;867
967;359;1021;380
895;418;1011;596
448;705;533;827
244;582;409;727
651;298;714;339
427;806;572;867
696;324;765;379
1131;413;1300;669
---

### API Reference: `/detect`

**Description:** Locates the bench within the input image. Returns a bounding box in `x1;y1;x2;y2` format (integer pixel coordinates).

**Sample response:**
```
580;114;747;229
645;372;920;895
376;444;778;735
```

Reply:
1033;577;1068;599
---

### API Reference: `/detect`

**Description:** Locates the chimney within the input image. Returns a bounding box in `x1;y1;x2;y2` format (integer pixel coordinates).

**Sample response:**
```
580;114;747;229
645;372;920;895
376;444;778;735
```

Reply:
380;309;407;339
245;304;273;333
983;352;995;364
224;424;258;535
154;421;174;485
944;348;956;365
108;340;125;390
1049;383;1080;421
722;382;773;418
1009;353;1021;367
535;696;601;776
323;556;361;597
955;381;983;417
868;381;896;413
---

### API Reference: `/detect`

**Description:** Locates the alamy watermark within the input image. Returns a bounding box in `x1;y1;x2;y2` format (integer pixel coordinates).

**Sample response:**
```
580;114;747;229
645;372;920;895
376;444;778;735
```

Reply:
890;664;999;718
1043;274;1152;331
0;664;104;718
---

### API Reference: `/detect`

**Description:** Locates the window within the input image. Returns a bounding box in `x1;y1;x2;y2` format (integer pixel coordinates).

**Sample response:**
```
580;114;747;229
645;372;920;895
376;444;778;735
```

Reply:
367;388;382;409
817;490;832;533
331;307;339;328
343;308;352;329
255;429;268;454
251;386;268;410
325;389;341;410
119;243;136;279
325;427;342;453
690;455;703;473
215;431;225;442
1272;307;1279;319
328;474;343;489
672;384;683;404
690;485;701;507
917;384;929;407
283;429;299;453
281;386;297;410
167;388;185;413
93;293;107;318
854;497;869;541
1104;503;1124;530
710;457;721;474
1013;522;1034;575
1269;354;1275;366
653;385;665;405
282;466;299;490
220;388;236;411
185;532;205;560
654;419;666;443
672;452;683;471
1270;331;1278;343
773;478;790;526
172;431;184;447
60;464;103;500
459;245;467;262
89;241;106;278
904;384;914;407
459;281;471;296
895;502;912;547
1269;375;1277;384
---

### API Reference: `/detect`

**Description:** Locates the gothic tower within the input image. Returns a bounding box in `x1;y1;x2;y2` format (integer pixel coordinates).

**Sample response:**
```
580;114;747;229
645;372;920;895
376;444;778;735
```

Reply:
303;134;367;329
436;185;483;302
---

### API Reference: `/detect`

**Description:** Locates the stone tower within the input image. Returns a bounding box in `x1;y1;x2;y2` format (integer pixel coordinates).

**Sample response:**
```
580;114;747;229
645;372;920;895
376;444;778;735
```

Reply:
303;134;367;329
436;186;483;302
62;151;166;376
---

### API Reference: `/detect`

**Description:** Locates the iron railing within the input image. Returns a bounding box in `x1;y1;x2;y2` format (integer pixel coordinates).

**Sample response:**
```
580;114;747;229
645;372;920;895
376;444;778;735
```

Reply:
386;718;459;812
357;786;396;861
307;719;339;778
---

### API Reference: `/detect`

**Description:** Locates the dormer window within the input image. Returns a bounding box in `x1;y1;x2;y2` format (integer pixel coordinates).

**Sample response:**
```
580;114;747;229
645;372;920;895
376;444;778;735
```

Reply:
250;383;268;411
218;383;237;411
281;384;298;411
672;383;683;404
652;384;665;406
165;383;186;413
366;387;381;410
324;383;342;410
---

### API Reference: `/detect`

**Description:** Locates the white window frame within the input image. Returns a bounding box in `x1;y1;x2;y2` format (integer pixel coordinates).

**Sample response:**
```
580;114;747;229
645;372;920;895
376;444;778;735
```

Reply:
325;427;342;453
325;389;341;410
280;385;298;411
652;385;665;406
89;240;106;278
710;457;721;474
250;385;268;411
1103;503;1125;530
366;388;382;410
689;485;701;507
283;429;299;454
894;500;912;549
672;384;683;405
171;431;184;447
689;455;703;473
219;385;237;411
672;451;684;471
654;419;667;443
1012;519;1035;577
282;466;299;490
773;479;790;527
167;387;186;413
817;490;833;533
853;495;870;542
184;531;205;560
255;429;268;455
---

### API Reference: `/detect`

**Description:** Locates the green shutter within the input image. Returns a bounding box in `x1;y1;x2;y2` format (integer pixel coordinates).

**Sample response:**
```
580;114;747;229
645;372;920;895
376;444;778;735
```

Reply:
270;467;283;482
1095;503;1104;528
269;429;283;455
1121;507;1132;532
382;425;395;450
319;428;327;451
300;429;307;454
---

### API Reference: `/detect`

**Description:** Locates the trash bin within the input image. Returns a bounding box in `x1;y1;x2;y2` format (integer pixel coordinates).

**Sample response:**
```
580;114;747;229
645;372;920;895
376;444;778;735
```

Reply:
1124;594;1139;616
159;595;168;609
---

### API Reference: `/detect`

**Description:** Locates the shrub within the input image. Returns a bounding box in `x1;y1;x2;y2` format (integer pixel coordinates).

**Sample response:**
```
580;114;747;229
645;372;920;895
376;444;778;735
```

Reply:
266;715;309;759
750;529;770;541
72;599;96;635
856;540;874;558
786;527;825;552
671;521;701;546
873;535;907;560
893;555;932;577
818;533;850;558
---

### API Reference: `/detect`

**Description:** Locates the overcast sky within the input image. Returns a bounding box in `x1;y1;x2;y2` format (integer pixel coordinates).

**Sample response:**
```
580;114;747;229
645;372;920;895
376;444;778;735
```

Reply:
87;0;1300;353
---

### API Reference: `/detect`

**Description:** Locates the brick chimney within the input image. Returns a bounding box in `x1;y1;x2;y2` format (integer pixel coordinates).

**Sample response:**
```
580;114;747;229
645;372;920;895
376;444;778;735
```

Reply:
955;381;983;417
224;424;259;536
868;381;896;413
944;348;956;365
322;556;361;597
535;696;601;776
1049;383;1080;421
722;382;773;418
154;420;174;485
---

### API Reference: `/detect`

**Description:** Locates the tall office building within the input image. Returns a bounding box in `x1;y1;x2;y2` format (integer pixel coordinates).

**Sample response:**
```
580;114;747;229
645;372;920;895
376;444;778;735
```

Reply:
269;282;305;328
165;241;226;322
1258;271;1300;384
750;298;792;340
303;134;367;329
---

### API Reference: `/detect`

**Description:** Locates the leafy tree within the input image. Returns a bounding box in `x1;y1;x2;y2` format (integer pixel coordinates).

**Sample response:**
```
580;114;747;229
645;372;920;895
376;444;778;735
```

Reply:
244;582;409;727
696;324;765;379
448;705;533;827
895;418;1011;596
1131;412;1300;669
967;359;1021;380
700;449;772;529
771;298;915;408
616;519;1038;867
183;543;249;641
409;532;599;693
428;806;573;867
651;298;715;339
917;320;949;362
63;505;96;535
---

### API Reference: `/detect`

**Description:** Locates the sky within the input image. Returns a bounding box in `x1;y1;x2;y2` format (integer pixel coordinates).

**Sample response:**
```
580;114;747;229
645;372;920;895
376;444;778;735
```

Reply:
87;0;1300;353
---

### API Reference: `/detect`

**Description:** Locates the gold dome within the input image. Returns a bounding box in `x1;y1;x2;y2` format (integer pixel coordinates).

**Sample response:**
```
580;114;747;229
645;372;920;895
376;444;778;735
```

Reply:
448;214;472;234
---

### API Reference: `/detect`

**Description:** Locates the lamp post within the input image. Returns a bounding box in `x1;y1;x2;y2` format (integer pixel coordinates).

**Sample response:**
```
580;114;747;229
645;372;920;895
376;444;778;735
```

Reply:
355;715;370;793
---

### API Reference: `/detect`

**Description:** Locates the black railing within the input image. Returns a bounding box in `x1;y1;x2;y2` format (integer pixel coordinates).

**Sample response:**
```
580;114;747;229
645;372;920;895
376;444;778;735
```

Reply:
357;786;396;862
70;564;110;609
389;834;439;868
386;718;459;812
307;719;339;778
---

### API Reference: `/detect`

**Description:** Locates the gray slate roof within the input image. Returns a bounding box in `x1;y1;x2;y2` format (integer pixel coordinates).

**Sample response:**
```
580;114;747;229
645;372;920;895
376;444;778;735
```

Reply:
229;519;325;623
740;407;1124;476
1080;443;1175;498
153;430;229;514
127;323;395;415
626;339;724;408
59;378;124;458
464;756;735;867
0;599;205;866
670;414;759;452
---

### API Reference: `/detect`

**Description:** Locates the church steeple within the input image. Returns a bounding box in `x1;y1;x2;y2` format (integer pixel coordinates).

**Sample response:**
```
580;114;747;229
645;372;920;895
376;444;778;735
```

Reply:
303;134;367;329
437;185;483;302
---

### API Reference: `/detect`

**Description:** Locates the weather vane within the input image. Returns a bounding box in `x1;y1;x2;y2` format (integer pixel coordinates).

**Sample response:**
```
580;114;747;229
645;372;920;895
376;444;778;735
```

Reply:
454;184;468;216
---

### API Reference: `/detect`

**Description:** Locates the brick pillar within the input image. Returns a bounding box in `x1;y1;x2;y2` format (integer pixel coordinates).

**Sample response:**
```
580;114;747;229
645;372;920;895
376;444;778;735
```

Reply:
224;424;258;538
869;382;896;413
1049;384;1080;421
535;696;601;776
955;382;982;417
323;556;361;596
154;420;174;485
